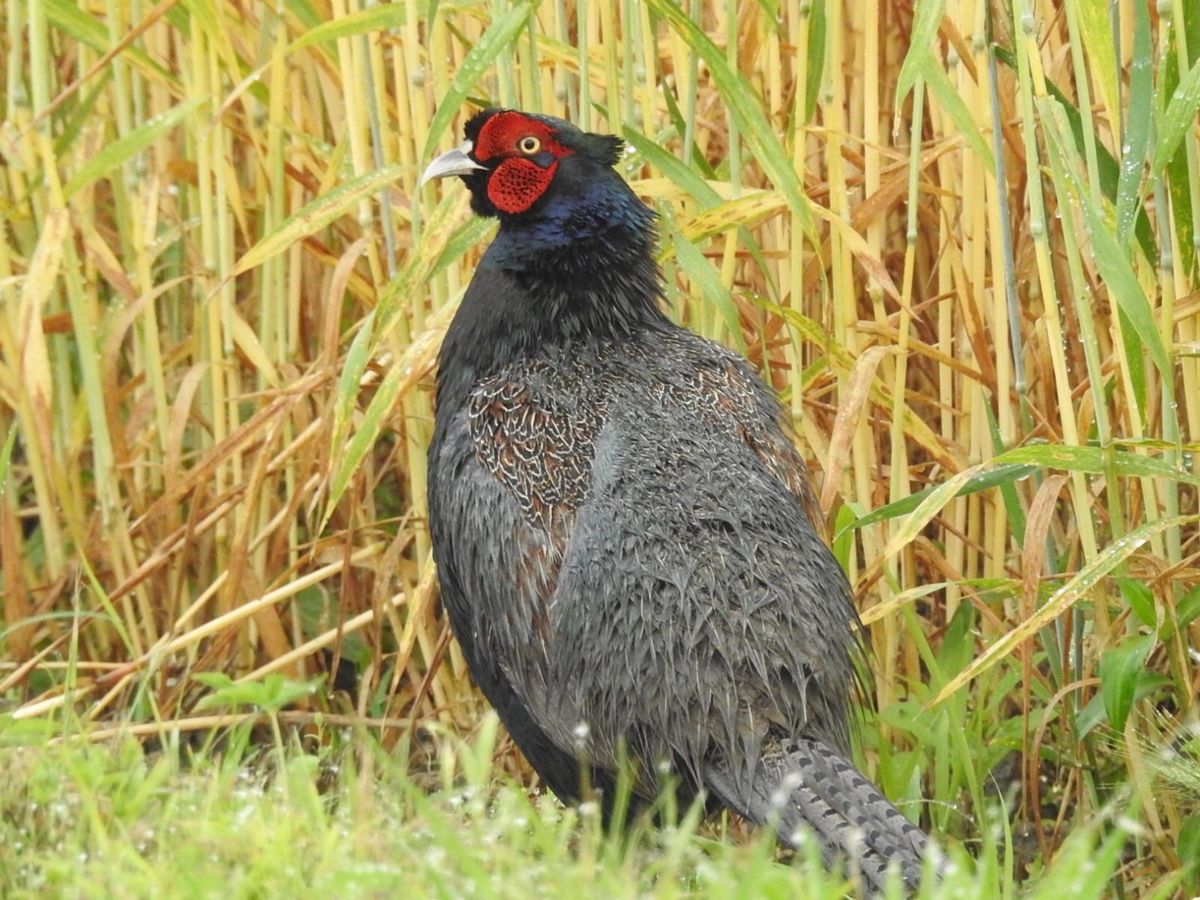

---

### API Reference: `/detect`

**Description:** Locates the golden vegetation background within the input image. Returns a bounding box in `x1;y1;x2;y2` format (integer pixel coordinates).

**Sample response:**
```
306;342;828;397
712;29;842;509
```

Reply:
1;0;1198;889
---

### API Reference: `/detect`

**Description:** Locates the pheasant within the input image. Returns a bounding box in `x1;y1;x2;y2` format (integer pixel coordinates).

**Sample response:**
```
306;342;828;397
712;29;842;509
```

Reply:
423;108;935;893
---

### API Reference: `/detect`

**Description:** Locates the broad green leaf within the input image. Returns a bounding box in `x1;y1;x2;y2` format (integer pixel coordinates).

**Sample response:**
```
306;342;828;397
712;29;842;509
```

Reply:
896;0;946;104
849;441;1200;540
985;400;1027;544
288;4;410;53
995;45;1156;266
63;98;204;198
331;310;378;451
843;463;1037;535
1077;671;1171;737
421;3;534;164
1115;576;1157;628
372;187;473;340
831;502;857;572
646;0;811;225
0;426;15;496
1115;0;1152;247
1074;0;1120;131
44;0;172;85
1154;55;1200;175
1098;633;1156;731
1169;584;1200;634
195;672;324;713
1179;815;1200;877
1028;815;1129;898
1085;218;1171;387
1117;305;1149;418
994;443;1200;487
623;127;722;208
918;56;994;169
673;231;746;353
327;195;486;464
802;0;826;123
1040;98;1171;389
232;165;404;276
324;189;474;526
1165;121;1196;277
881;465;978;557
432;215;496;279
324;306;454;527
45;0;108;46
932;514;1199;705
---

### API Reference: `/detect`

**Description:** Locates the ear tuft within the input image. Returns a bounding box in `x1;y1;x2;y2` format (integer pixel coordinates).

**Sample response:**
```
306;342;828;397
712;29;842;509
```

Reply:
592;134;625;167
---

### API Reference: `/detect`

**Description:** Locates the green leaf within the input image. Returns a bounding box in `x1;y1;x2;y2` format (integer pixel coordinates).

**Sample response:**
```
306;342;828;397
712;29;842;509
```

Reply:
933;514;1198;704
1098;633;1156;732
881;464;980;557
1084;221;1170;387
937;602;977;677
802;0;826;123
993;442;1200;487
1165;119;1197;277
1179;815;1200;876
673;231;746;354
1154;55;1200;176
1117;305;1149;417
1115;0;1152;246
1077;672;1171;737
421;3;534;164
985;400;1027;544
1040;99;1172;390
994;45;1156;266
0;425;15;498
842;463;1037;535
328;346;422;525
831;502;857;572
287;3;410;53
63;98;204;199
1176;584;1200;630
432;216;496;279
330;310;378;456
895;7;993;170
1029;816;1129;897
1115;577;1157;629
323;192;472;527
622;127;722;208
45;0;109;47
646;0;811;224
1074;0;1120;130
232;165;405;276
918;54;994;169
194;672;324;714
895;0;945;104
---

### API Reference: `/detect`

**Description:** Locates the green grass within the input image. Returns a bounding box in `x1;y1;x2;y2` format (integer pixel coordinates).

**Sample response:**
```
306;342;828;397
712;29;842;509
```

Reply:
0;713;1144;900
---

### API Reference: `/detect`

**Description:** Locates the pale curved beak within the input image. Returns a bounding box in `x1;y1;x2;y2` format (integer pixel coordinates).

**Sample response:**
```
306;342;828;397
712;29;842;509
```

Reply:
420;140;486;185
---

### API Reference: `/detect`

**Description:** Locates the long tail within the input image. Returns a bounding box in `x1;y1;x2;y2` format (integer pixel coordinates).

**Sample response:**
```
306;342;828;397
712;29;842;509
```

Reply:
704;735;933;895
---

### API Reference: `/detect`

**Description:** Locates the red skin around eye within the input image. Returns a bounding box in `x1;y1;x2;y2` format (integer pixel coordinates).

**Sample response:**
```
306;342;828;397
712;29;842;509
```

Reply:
473;111;574;214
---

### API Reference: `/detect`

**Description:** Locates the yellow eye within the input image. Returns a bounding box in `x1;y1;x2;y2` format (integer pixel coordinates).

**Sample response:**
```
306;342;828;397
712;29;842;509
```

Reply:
518;135;541;155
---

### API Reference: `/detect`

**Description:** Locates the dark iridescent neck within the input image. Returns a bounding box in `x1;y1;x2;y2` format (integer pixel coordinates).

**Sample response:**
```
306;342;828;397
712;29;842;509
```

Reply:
484;172;667;336
435;189;669;413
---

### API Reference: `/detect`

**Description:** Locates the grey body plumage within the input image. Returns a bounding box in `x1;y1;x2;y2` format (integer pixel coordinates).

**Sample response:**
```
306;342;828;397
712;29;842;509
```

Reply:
425;108;934;894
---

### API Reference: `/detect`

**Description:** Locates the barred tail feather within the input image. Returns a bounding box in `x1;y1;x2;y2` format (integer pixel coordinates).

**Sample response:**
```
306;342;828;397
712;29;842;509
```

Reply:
704;736;933;895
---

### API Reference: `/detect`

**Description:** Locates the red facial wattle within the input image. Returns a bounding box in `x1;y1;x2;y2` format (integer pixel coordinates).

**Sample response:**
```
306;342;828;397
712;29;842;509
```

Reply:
487;157;559;214
471;111;574;215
